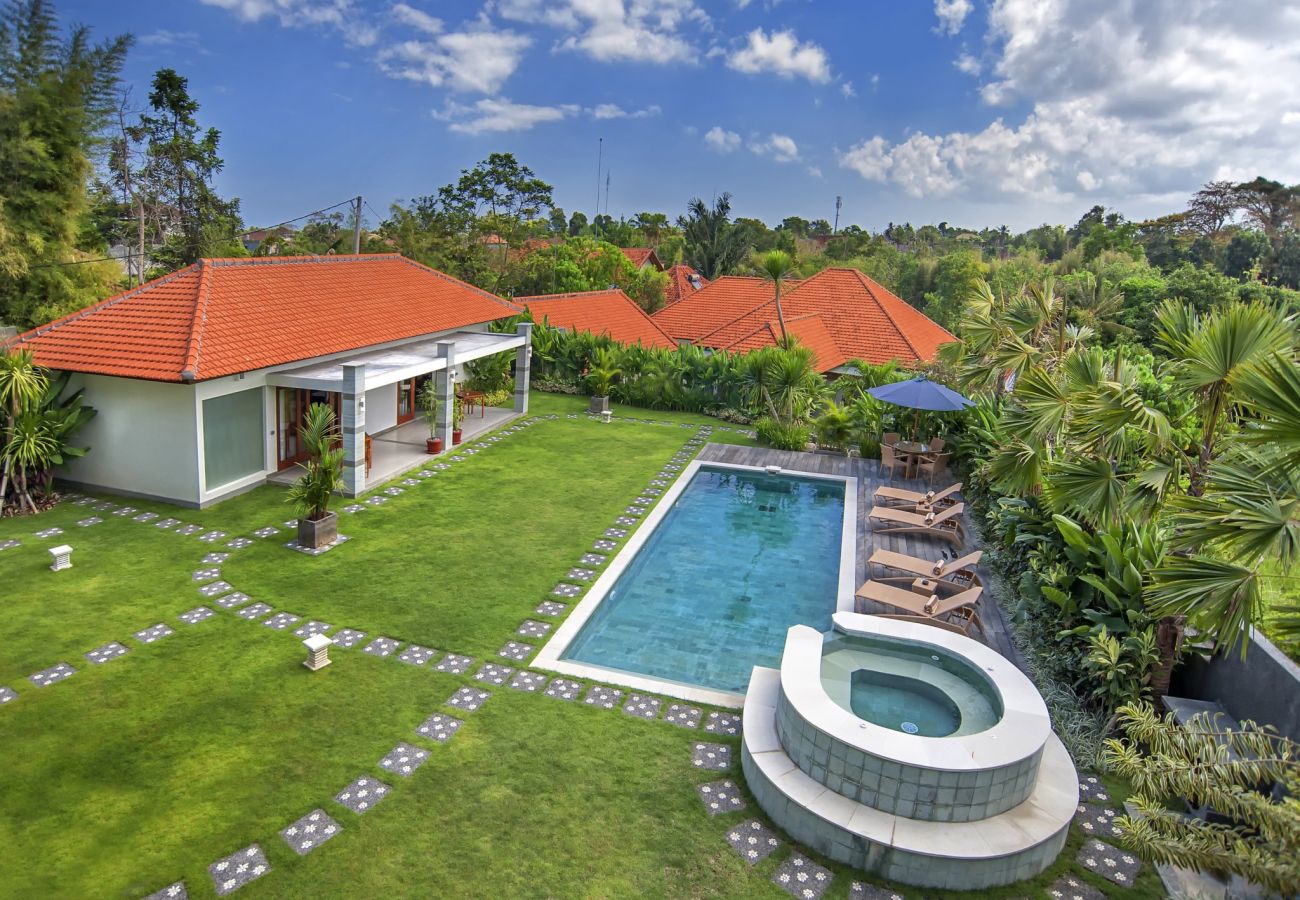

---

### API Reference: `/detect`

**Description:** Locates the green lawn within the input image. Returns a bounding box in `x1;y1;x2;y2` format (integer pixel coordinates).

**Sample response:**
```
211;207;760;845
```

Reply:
0;393;1163;899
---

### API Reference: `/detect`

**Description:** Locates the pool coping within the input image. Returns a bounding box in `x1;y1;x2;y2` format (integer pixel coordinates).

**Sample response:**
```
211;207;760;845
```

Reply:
531;457;858;709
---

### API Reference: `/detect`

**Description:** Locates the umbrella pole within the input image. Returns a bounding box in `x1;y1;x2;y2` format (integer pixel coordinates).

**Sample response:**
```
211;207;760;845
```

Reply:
912;408;920;442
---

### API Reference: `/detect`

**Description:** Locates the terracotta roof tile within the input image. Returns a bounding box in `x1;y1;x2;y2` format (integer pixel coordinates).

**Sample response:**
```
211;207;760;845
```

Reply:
619;247;663;270
717;313;849;372
652;276;795;341
663;264;709;306
516;289;675;349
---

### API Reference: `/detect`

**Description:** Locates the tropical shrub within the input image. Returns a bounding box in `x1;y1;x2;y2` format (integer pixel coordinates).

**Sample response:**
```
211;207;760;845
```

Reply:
285;403;343;521
755;417;810;451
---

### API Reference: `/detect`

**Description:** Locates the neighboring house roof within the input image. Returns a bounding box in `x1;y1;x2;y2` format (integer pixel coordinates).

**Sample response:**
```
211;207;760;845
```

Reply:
517;289;675;349
652;267;955;371
716;313;849;372
663;264;709;306
13;254;520;383
620;247;663;271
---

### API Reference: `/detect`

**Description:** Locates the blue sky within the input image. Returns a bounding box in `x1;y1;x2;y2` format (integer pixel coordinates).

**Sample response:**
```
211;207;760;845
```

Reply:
59;1;1300;234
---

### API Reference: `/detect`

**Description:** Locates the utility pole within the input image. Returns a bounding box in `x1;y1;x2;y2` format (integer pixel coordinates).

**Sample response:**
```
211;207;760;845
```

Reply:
352;195;363;254
604;171;611;219
834;195;842;234
594;138;603;239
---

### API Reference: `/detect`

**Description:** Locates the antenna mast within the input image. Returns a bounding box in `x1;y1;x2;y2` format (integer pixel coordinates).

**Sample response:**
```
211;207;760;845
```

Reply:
594;137;603;238
833;195;842;234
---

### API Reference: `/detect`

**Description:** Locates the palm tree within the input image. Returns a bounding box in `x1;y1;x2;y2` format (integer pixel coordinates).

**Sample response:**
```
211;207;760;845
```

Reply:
756;249;796;346
679;193;751;279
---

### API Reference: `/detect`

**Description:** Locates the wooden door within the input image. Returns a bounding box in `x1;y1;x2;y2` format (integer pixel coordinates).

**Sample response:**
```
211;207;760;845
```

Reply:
277;388;341;469
396;378;416;425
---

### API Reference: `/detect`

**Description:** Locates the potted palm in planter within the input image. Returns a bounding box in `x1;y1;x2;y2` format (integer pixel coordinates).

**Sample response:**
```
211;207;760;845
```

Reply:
419;380;441;454
286;402;344;550
586;347;621;415
452;394;464;445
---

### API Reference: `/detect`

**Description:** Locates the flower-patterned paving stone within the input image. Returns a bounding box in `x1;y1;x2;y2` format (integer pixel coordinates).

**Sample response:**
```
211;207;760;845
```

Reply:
179;606;215;625
508;670;548;692
622;693;661;720
1077;838;1141;886
692;741;731;770
282;520;297;528
433;653;473;674
35;527;63;538
498;640;532;661
726;819;781;865
593;539;618;552
155;518;181;529
77;516;103;527
237;602;273;621
433;463;450;470
202;552;230;565
535;600;567;617
650;479;669;487
93;500;117;511
215;592;250;609
113;506;138;516
772;853;833;899
583;685;622;709
133;512;160;522
545;678;582;701
176;525;203;536
334;776;391;815
401;478;420;487
72;496;94;506
1076;802;1123;839
208;844;271;896
475;662;513;685
447;685;490;712
565;567;595;582
1043;874;1106;900
383;487;403;496
704;712;742;735
330;628;366;648
293;620;332;638
615;516;637;526
663;703;702;729
644;487;663;496
579;553;607;566
252;526;279;538
199;581;233;598
697;780;746;816
516;620;551;639
363;636;401;657
0;539;18;551
30;663;76;687
415;712;463;742
378;742;430;777
192;567;221;582
632;496;654;506
397;644;436;666
264;612;300;631
365;495;387;506
142;880;187;899
197;530;227;543
1078;773;1111;803
625;506;646;517
135;623;174;644
604;527;628;538
416;469;436;478
0;686;16;705
226;537;253;550
342;503;365;513
85;641;129;664
280;809;341;856
551;582;581;598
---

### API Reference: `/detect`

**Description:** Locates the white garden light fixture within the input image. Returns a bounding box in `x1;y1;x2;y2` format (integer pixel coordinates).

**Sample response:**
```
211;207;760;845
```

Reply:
48;544;73;571
303;633;333;671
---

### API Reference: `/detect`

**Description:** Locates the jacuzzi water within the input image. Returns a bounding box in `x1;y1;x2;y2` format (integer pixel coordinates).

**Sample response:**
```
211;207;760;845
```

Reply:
820;635;1002;737
562;466;845;692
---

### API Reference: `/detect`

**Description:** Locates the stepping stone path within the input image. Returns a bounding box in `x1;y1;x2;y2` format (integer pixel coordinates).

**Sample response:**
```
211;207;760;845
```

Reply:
334;776;390;815
111;506;135;517
227;537;253;550
198;531;226;543
77;516;103;527
579;553;606;566
604;527;628;538
625;506;646;516
1077;838;1141;886
622;693;661;720
0;687;16;705
433;653;473;674
215;592;251;609
498;640;532;661
363;637;401;657
155;518;181;529
726;819;781;865
1078;773;1111;803
566;567;596;582
446;686;490;712
663;703;702;729
331;629;366;648
133;512;159;523
85;641;129;664
175;525;202;536
696;780;745;815
383;487;403;496
134;623;174;644
0;539;19;550
237;603;273;620
280;809;341;856
342;504;365;513
593;539;617;552
179;607;215;625
772;854;833;899
93;501;116;511
474;663;513;685
401;478;419;486
508;670;548;692
704;712;742;735
1044;873;1106;900
35;527;63;538
208;843;270;896
263;612;300;631
378;742;430;777
1076;802;1123;839
202;552;230;564
691;742;731;770
365;496;387;506
583;685;622;709
397;645;436;666
644;487;663;496
199;581;234;598
415;712;462;742
253;527;279;538
192;568;221;582
143;881;187;899
545;678;582;701
551;583;581;598
293;620;332;638
535;601;567;616
516;620;551;639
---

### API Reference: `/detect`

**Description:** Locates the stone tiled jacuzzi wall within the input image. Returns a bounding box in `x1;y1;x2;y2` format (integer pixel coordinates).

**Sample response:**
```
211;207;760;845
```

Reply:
775;684;1042;821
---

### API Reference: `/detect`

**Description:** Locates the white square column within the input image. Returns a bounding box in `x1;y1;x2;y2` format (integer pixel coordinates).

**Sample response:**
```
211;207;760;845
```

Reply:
434;341;455;444
514;322;533;415
341;363;366;498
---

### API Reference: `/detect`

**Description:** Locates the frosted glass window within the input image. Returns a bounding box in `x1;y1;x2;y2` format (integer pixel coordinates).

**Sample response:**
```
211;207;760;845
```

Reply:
203;388;264;489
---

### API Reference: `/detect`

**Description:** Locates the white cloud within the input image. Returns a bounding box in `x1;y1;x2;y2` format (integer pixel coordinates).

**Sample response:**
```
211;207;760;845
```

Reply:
704;126;741;153
841;0;1300;207
489;0;579;29
751;133;800;163
727;28;831;83
591;103;661;119
954;52;981;75
807;165;823;178
869;73;880;91
200;0;377;45
841;81;856;98
497;0;707;65
933;0;973;35
434;97;578;134
139;29;199;46
378;27;531;94
390;3;442;35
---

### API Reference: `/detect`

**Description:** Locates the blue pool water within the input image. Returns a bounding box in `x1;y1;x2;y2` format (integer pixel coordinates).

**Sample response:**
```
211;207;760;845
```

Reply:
562;466;845;692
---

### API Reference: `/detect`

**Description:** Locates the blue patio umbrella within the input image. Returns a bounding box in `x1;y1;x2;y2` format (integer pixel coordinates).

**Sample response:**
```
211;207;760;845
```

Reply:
866;376;973;439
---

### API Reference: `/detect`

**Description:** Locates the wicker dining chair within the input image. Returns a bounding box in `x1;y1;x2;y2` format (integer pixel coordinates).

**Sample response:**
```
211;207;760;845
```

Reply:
918;451;949;485
879;442;903;480
927;436;946;453
882;432;900;446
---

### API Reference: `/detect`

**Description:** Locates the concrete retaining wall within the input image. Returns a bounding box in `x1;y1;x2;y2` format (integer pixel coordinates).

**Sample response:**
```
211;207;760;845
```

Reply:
1173;632;1300;742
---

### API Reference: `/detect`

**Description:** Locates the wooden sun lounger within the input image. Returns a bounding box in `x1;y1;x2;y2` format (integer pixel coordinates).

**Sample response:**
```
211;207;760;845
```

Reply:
854;580;984;620
867;548;983;592
873;482;963;509
868;502;966;546
871;612;983;638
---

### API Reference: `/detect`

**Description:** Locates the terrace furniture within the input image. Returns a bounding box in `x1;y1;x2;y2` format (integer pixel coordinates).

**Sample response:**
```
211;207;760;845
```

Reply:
882;432;900;446
854;580;985;636
871;612;976;637
869;502;966;546
874;481;963;511
459;389;488;418
927;436;947;453
918;451;950;486
894;439;931;478
364;434;372;474
867;547;983;591
878;443;905;480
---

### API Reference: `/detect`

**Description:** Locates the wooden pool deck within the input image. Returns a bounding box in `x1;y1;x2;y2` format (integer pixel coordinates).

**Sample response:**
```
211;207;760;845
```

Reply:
697;443;1026;672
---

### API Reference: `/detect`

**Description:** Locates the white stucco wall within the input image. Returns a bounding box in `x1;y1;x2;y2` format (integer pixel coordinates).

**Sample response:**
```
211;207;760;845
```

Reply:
365;384;399;434
61;374;201;505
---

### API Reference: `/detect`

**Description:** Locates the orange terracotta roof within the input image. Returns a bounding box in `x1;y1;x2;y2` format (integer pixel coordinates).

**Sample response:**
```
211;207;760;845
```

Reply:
620;247;663;270
517;289;675;349
663;264;709;306
651;276;796;341
717;313;849;372
14;254;520;382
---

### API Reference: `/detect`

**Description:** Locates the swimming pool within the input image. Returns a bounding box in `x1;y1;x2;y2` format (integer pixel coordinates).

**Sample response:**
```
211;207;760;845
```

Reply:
547;463;851;698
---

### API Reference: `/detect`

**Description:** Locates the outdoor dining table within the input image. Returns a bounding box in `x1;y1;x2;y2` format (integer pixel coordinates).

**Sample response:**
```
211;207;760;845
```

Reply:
893;440;931;478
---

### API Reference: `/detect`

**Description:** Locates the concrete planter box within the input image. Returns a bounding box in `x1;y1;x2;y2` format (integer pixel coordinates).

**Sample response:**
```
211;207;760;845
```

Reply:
297;512;338;550
589;395;610;415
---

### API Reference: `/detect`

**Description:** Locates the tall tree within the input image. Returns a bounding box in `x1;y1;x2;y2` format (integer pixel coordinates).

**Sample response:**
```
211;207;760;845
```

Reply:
679;193;751;280
756;249;796;345
1183;180;1240;236
1235;177;1298;248
0;0;129;327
